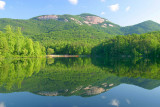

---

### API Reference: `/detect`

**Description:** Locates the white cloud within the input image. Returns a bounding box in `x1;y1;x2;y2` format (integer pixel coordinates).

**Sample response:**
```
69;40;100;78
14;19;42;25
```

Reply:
101;12;105;15
109;4;119;12
126;99;131;104
126;6;131;12
101;95;106;99
101;0;106;2
0;102;5;107
0;0;6;10
68;0;78;5
110;99;120;107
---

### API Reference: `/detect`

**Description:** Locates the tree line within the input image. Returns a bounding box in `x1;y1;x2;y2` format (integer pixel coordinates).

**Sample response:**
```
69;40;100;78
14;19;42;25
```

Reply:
1;25;160;57
32;25;112;55
92;32;160;57
0;25;46;58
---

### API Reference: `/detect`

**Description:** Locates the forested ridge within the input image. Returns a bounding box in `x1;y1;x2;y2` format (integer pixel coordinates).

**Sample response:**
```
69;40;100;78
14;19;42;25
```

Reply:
0;13;160;57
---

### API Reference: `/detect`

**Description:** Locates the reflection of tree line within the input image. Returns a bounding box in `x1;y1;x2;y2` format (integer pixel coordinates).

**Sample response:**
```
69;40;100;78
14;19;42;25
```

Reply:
32;58;112;96
0;58;115;96
1;58;160;96
0;58;46;90
92;57;160;80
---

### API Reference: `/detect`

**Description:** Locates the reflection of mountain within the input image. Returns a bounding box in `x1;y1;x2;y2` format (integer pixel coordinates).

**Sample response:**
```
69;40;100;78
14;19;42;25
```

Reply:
0;58;160;97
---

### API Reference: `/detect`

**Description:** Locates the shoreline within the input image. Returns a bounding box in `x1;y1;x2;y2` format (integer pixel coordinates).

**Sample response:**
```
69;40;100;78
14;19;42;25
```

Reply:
47;55;79;58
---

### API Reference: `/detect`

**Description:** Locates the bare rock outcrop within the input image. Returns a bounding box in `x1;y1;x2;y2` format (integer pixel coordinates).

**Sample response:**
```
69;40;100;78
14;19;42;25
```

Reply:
37;15;58;20
101;24;107;28
83;16;105;25
38;91;59;96
84;86;105;95
70;18;83;25
109;24;114;27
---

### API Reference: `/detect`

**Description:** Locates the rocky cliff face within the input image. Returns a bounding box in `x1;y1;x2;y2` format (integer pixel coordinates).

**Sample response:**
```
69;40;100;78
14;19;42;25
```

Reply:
84;86;105;95
38;91;59;96
37;15;58;20
36;15;105;25
83;16;105;25
70;17;83;25
34;14;116;28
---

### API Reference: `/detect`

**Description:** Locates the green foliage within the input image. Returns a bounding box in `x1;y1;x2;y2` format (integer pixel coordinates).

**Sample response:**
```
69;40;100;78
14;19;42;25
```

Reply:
79;13;98;17
32;25;112;55
92;32;160;57
0;26;46;58
121;20;160;35
47;48;54;55
0;58;46;90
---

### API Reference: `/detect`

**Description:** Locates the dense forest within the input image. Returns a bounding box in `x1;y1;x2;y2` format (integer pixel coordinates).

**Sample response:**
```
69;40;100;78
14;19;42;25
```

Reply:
0;25;46;58
1;24;160;57
32;25;112;55
92;31;160;57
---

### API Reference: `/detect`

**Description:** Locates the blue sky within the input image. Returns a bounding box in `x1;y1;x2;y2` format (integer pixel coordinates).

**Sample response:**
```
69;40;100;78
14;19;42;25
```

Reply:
0;0;160;26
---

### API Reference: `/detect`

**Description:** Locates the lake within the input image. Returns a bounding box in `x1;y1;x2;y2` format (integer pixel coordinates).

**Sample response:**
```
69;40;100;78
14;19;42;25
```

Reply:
0;57;160;107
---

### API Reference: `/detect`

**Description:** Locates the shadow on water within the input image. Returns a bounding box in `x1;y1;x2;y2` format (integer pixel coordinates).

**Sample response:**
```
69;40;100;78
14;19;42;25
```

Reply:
0;57;160;97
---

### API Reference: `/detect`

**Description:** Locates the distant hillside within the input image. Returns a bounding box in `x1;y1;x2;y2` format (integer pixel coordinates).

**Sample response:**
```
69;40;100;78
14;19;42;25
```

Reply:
122;20;160;35
0;14;160;36
0;13;160;55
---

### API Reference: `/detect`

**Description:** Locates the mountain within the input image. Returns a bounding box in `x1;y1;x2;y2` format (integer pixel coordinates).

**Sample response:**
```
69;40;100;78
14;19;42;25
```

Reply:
32;13;123;35
32;13;160;35
33;13;117;26
121;20;160;35
0;13;160;36
0;13;160;55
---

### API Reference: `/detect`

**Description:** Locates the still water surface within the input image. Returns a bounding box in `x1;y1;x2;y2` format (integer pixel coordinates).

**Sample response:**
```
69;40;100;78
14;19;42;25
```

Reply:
0;57;160;107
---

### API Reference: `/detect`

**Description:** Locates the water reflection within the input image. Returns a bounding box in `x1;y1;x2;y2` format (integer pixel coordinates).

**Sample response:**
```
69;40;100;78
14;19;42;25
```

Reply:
110;99;120;107
0;102;5;107
0;57;160;97
0;58;46;90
